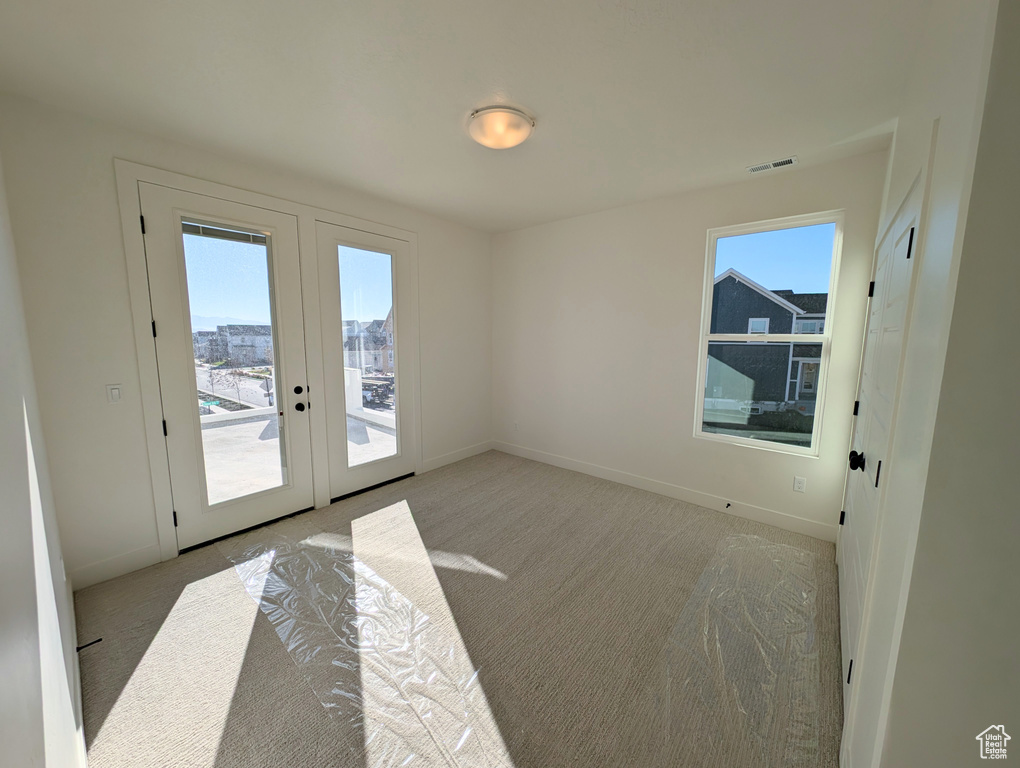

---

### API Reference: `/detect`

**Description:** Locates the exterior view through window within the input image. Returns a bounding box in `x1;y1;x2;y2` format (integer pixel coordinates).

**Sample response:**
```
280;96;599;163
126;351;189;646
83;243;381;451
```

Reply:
183;221;288;505
699;216;839;450
339;245;398;467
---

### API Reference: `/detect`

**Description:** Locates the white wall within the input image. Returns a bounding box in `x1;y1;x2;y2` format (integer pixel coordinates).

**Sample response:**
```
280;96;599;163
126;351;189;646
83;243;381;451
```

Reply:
492;151;888;541
0;94;492;588
879;1;1019;762
839;0;1001;765
0;148;87;765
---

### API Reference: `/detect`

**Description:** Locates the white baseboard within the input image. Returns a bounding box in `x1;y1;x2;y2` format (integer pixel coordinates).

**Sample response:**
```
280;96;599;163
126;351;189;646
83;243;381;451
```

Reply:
421;440;495;474
492;441;838;543
69;542;163;590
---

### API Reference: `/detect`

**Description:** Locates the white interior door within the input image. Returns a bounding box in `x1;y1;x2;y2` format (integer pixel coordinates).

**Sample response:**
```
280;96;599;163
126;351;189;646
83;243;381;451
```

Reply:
837;183;920;700
140;183;314;548
316;221;418;498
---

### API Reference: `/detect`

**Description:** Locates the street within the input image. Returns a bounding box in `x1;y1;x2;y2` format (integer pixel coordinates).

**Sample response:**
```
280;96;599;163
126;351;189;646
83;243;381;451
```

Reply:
194;364;275;408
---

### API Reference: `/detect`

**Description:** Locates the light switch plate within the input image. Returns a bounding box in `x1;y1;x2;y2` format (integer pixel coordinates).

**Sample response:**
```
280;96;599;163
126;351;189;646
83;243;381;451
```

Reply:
106;384;122;404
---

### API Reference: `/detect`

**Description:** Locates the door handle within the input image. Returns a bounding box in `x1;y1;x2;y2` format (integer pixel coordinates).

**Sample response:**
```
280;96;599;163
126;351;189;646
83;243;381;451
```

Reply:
294;402;306;413
848;450;866;472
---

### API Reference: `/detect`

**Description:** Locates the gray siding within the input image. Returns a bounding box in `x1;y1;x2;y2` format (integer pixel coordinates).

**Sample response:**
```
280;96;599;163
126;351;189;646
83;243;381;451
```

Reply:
707;342;791;402
710;276;795;333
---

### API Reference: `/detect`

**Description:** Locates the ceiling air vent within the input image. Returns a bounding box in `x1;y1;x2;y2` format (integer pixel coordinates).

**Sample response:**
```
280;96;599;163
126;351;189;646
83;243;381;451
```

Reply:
746;155;799;174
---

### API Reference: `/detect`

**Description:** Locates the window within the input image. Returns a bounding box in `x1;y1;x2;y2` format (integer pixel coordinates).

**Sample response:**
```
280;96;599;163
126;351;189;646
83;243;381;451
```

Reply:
697;213;841;452
795;318;824;334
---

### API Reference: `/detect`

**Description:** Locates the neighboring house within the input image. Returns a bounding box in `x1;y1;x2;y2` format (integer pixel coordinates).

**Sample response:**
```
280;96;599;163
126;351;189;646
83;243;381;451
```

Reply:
706;269;825;415
343;308;394;374
191;330;217;361
192;324;274;366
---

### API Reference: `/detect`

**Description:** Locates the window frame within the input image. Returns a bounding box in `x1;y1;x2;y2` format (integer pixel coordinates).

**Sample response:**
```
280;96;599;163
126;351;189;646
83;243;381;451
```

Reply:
694;210;844;456
747;317;770;334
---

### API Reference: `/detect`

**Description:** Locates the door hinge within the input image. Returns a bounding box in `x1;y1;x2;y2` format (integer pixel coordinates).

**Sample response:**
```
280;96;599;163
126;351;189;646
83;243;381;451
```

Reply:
172;510;178;527
875;460;882;488
152;320;157;338
847;659;853;684
162;419;167;437
853;400;860;416
868;281;875;298
140;215;146;235
906;226;915;259
839;510;846;525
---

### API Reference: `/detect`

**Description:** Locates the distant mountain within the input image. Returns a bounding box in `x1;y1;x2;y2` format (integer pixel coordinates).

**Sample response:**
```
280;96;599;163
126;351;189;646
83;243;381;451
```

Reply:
190;315;271;331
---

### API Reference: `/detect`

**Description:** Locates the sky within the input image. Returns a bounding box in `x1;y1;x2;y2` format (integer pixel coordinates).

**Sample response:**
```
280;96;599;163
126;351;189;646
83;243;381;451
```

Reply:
338;245;393;323
182;236;393;327
183;234;272;326
715;222;835;294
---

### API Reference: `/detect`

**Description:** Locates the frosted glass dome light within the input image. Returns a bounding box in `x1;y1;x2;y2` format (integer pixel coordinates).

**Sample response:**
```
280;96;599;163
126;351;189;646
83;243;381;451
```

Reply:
468;106;535;149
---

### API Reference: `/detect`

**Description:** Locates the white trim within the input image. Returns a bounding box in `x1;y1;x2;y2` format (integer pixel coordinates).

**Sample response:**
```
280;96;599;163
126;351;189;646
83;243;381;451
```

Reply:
702;334;809;343
716;268;805;314
492;443;836;542
785;349;795;401
747;317;770;334
693;424;820;457
69;542;163;590
420;441;495;473
114;166;179;562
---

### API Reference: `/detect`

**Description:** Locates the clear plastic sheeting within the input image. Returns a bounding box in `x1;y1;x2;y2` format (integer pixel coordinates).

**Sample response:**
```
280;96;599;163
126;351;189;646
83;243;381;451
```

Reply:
630;534;822;767
217;502;514;767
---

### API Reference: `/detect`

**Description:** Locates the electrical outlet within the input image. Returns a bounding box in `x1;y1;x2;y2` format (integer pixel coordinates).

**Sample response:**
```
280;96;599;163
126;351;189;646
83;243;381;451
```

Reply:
514;421;519;431
793;476;807;493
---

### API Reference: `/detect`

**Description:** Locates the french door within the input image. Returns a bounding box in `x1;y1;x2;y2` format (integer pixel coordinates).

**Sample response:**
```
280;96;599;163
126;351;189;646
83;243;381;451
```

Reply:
316;222;417;498
140;183;314;548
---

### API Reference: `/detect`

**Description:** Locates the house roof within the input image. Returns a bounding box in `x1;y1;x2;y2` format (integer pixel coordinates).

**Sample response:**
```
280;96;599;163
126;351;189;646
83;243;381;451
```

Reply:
714;269;804;315
775;290;828;314
793;343;823;358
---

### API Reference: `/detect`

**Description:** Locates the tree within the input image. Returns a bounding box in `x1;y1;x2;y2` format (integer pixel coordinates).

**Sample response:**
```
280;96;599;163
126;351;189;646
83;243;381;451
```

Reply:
209;368;245;408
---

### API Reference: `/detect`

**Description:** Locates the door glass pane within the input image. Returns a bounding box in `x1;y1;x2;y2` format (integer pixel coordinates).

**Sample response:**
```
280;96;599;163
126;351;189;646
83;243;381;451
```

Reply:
338;245;397;467
182;220;288;504
703;341;821;447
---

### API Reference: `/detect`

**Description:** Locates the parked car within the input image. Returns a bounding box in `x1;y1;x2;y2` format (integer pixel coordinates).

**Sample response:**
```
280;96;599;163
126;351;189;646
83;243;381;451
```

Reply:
362;375;394;406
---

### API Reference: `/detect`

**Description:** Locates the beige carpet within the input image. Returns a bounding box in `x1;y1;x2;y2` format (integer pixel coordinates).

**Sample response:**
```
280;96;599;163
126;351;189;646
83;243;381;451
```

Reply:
75;450;842;767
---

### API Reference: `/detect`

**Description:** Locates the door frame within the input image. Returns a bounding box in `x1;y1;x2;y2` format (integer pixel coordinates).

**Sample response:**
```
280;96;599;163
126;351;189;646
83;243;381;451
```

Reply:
837;168;925;768
836;121;936;765
115;160;422;561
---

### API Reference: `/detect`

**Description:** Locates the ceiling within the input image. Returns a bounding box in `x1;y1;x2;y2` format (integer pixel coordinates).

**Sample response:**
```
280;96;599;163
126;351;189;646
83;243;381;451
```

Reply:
0;0;926;232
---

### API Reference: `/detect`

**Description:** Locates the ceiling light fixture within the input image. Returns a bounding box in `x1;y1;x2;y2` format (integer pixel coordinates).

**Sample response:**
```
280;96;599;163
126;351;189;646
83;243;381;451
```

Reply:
468;106;535;149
